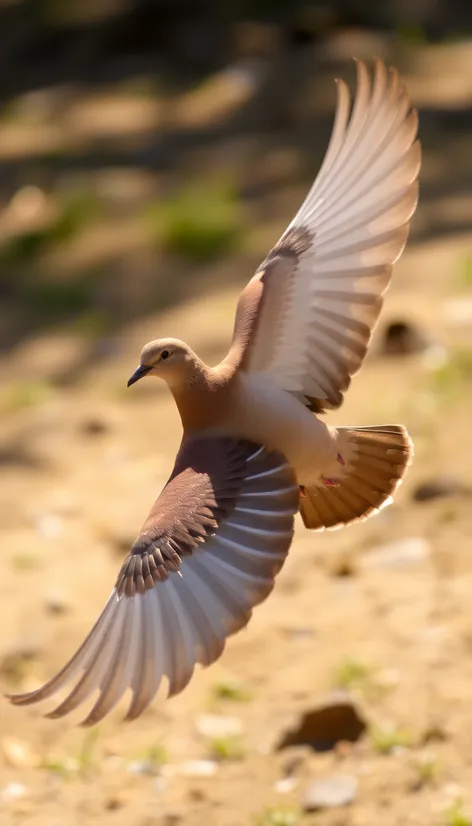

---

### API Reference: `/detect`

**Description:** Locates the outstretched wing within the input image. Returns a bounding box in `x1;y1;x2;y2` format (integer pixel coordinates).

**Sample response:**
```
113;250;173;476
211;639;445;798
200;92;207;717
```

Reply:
227;59;421;412
7;437;298;725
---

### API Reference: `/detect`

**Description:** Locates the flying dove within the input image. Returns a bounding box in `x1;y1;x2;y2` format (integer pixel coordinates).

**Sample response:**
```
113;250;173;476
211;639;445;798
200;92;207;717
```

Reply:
7;58;420;725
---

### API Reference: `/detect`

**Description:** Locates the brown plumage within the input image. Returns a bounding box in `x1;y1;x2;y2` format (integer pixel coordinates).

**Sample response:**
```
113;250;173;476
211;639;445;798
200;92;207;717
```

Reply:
9;439;298;724
7;58;420;724
299;425;413;530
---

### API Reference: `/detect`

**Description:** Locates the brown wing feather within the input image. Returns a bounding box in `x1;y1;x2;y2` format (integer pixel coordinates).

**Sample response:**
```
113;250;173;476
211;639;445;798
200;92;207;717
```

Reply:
224;59;420;413
115;437;249;596
7;437;299;724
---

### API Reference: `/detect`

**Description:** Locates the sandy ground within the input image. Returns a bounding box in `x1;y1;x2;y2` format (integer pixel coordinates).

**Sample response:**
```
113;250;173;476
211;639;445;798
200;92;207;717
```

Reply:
0;36;472;826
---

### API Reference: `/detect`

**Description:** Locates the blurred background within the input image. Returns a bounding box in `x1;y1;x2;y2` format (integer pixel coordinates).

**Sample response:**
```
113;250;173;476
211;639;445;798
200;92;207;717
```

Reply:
0;1;471;824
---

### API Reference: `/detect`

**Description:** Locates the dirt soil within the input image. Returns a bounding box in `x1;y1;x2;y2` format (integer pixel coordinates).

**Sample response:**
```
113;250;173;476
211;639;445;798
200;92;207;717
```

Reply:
0;35;472;826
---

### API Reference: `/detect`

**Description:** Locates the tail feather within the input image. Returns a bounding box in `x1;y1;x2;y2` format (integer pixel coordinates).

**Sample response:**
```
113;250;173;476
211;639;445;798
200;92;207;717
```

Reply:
299;425;413;531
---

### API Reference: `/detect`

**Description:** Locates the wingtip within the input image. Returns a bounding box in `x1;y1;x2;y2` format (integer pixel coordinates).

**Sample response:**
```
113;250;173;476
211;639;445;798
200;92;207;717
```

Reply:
4;690;35;707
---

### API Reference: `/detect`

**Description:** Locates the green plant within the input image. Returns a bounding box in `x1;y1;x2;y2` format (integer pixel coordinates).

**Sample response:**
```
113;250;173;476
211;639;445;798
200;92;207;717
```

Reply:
209;734;246;762
431;348;472;397
371;725;412;754
410;752;439;789
395;23;428;45
146;179;243;262
41;755;74;780
16;273;97;325
73;308;112;337
52;192;101;243
445;802;472;826
1;380;52;413
212;678;253;702
334;657;372;691
143;742;169;772
254;808;300;826
0;191;100;265
77;727;100;776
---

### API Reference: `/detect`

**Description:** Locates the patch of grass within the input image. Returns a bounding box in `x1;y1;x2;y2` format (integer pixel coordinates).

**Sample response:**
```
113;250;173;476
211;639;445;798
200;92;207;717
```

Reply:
41;756;74;780
411;753;439;789
0;191;101;266
254;808;300;826
42;733;104;780
430;348;472;397
334;657;373;691
0;229;48;264
445;802;472;826
458;254;472;288
209;735;246;762
212;678;253;703
145;179;243;262
371;725;413;755
77;727;100;777
1;380;53;413
332;657;395;701
23;278;94;322
52;191;101;243
395;23;428;45
143;742;169;772
73;308;112;338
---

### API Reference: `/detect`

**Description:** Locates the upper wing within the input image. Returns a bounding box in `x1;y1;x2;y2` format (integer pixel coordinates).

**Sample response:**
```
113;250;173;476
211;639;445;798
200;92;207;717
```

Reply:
227;59;421;412
7;437;298;725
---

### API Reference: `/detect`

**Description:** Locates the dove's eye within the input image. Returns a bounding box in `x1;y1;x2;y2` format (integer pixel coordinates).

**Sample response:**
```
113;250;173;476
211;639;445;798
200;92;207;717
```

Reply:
160;350;170;361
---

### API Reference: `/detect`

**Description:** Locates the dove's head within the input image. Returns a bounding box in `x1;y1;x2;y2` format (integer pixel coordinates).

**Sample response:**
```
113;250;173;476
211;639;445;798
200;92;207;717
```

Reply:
127;338;199;389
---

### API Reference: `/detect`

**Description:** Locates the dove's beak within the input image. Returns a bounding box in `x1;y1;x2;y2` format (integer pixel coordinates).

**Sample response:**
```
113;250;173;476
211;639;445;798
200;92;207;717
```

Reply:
127;364;152;387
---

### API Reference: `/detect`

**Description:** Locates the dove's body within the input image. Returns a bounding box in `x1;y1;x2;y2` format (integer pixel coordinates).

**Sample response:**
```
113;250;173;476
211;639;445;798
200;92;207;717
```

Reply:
8;59;420;725
169;362;335;483
227;372;336;482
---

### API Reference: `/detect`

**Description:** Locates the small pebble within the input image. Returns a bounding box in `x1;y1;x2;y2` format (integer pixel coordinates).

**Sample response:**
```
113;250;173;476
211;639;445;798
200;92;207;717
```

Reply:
302;774;358;811
104;794;126;811
442;782;463;800
127;760;159;776
375;668;400;690
274;777;298;794
1;782;30;803
2;737;40;769
282;626;315;641
80;416;110;436
35;513;63;540
153;776;170;793
443;297;472;326
44;591;71;616
179;759;218;778
362;537;430;569
195;714;243;738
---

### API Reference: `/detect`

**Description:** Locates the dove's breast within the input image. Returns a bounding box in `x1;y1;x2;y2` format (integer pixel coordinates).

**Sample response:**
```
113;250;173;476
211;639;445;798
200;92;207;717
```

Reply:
225;372;337;483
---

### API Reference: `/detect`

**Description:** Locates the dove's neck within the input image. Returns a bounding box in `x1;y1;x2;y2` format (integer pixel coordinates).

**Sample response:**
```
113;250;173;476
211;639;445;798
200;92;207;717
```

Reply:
169;357;237;433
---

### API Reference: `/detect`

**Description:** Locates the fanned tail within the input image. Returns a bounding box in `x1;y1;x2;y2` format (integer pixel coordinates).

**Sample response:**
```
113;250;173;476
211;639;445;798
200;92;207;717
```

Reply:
299;425;413;531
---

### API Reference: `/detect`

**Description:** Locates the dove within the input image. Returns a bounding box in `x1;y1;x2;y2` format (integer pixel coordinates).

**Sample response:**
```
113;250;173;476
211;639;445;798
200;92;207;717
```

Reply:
7;58;419;725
